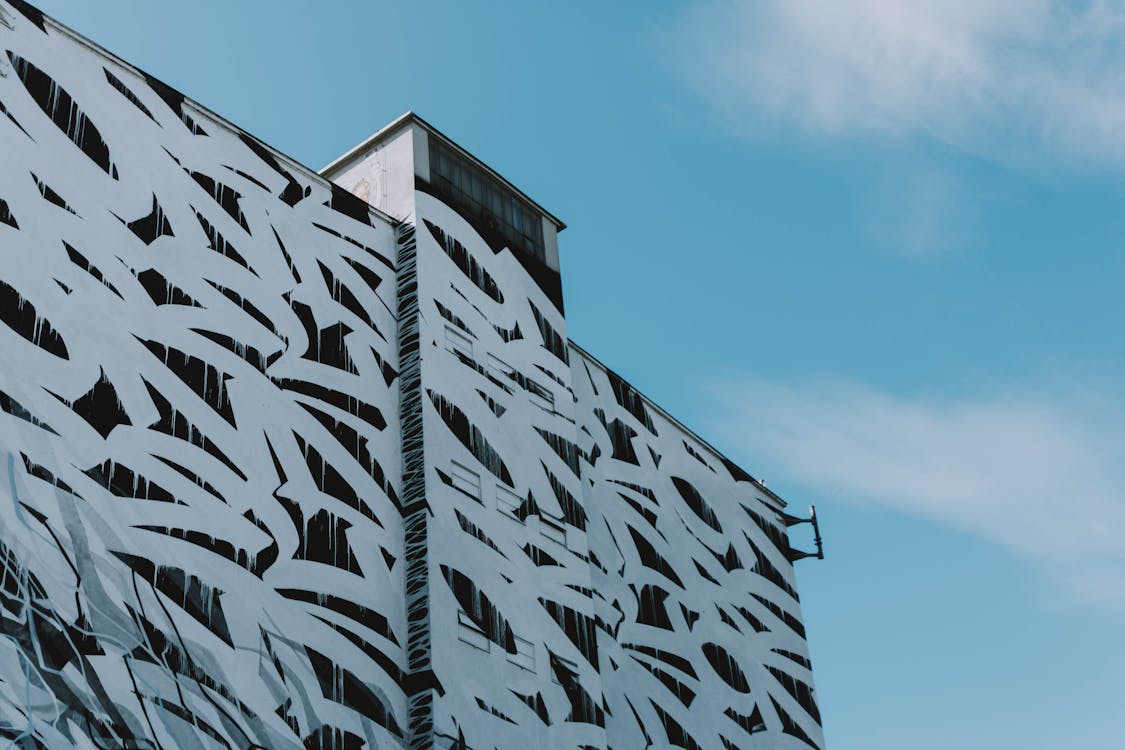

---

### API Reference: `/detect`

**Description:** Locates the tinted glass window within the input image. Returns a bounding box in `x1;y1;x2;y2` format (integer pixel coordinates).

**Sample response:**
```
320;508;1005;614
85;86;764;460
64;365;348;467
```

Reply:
429;138;546;263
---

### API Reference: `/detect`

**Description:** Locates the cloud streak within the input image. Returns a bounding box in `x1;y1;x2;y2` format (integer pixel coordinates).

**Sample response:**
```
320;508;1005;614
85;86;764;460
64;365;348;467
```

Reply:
863;166;976;259
670;0;1125;167
706;377;1125;610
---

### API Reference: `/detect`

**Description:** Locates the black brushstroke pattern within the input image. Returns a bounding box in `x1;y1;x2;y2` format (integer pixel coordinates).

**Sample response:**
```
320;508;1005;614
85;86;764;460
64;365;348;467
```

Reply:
306;648;403;736
123;194;174;245
327;183;372;226
103;68;156;122
188;171;250;232
6;0;46;31
423;219;504;303
138;338;237;426
63;241;121;297
84;460;178;504
112;552;233;646
0;199;17;229
67;368;131;438
143;72;207;135
427;390;513;485
30;172;77;214
0;279;68;358
138;268;201;307
7;53;117;178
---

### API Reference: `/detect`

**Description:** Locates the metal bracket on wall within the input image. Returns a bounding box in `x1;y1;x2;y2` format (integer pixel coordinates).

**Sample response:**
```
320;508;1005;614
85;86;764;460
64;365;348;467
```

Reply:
781;505;825;562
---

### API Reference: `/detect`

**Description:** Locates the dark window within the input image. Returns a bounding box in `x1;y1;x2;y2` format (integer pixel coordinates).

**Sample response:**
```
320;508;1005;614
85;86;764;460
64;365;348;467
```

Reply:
428;138;546;263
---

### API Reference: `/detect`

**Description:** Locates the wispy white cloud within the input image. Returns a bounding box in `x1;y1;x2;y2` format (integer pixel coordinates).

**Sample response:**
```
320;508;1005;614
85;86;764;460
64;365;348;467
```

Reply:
669;0;1125;167
671;0;1125;605
706;377;1125;611
863;166;976;258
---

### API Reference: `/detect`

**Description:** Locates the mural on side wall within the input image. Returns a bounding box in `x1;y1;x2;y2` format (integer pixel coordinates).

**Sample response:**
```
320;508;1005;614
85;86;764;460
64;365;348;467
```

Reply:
0;6;407;749
575;349;824;750
405;189;608;750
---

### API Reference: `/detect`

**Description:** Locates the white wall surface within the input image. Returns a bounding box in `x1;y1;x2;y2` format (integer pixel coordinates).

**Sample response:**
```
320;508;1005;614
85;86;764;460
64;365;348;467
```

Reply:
0;7;407;749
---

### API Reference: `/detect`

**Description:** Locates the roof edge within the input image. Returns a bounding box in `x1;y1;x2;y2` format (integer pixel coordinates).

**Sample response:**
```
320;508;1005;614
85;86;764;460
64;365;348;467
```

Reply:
16;2;399;228
320;111;567;232
568;339;791;511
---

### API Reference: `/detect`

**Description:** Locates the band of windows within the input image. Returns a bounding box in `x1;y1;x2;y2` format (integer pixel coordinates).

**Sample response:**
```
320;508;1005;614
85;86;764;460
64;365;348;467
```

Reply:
429;138;546;264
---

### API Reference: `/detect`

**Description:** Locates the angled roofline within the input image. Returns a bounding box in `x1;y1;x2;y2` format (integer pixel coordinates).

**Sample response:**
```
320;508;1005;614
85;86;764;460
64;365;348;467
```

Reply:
568;339;790;511
12;1;399;228
320;111;567;233
14;0;779;510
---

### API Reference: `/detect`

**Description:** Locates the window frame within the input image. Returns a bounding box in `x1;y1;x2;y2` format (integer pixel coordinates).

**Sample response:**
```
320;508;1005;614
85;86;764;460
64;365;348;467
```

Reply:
507;635;535;671
457;611;491;652
444;324;474;361
449;460;482;502
487;353;515;382
496;484;525;522
539;515;567;546
525;377;555;412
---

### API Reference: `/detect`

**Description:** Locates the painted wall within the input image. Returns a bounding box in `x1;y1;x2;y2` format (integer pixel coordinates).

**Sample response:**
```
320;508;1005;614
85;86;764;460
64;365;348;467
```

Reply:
0;6;407;749
327;126;417;224
406;187;607;749
574;348;826;750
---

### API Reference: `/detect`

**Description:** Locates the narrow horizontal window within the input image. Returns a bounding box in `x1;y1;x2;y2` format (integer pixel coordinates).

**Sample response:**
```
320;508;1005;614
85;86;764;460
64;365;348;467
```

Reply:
526;377;555;412
540;516;566;546
488;353;515;382
428;139;546;264
450;460;482;501
507;635;535;671
445;325;473;361
496;484;524;522
457;611;490;652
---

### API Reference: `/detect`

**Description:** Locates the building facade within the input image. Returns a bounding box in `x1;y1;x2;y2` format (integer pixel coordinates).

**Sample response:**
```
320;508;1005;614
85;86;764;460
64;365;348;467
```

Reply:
0;3;825;749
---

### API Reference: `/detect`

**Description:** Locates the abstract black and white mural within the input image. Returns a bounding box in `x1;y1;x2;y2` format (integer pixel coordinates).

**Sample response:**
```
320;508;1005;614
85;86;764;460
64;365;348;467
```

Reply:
0;5;407;748
573;350;824;750
0;2;825;748
404;190;608;750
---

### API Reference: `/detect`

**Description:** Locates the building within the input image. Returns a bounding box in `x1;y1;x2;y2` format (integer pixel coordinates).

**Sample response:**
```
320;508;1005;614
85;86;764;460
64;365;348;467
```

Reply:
0;3;825;749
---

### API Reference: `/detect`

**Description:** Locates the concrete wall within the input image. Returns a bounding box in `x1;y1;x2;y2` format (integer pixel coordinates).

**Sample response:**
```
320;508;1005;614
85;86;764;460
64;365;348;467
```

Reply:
573;347;825;750
390;152;826;750
406;188;606;749
0;6;407;748
329;125;418;223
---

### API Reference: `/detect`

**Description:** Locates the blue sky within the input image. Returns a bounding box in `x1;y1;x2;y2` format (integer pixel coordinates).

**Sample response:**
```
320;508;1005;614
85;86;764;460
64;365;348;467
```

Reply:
33;1;1125;747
